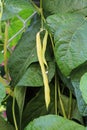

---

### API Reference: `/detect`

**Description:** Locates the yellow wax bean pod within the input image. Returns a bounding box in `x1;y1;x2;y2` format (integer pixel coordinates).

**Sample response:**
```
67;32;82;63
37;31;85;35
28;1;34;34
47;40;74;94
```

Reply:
42;30;48;68
36;31;50;110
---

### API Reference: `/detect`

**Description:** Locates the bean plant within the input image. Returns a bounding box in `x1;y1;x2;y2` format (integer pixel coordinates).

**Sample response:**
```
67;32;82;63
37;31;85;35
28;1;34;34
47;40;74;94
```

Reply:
0;0;87;130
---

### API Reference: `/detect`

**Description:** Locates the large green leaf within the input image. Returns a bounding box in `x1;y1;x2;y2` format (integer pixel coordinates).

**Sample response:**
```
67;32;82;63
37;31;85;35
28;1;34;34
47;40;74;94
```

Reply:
71;105;84;125
24;115;85;130
59;93;83;124
6;96;20;128
8;15;54;87
14;86;26;129
2;0;34;20
43;0;87;16
8;15;41;86
57;67;74;93
46;13;84;33
71;62;87;115
0;116;15;130
47;13;87;76
17;61;55;87
7;9;34;47
80;73;87;104
22;86;55;128
22;85;82;129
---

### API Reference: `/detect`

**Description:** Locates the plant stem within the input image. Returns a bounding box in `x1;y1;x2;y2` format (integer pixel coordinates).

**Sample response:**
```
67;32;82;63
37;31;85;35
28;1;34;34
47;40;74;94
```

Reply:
30;0;40;13
0;21;1;35
4;21;9;81
40;0;42;9
2;94;10;102
68;91;72;119
12;97;18;130
58;79;67;118
55;72;58;115
30;0;45;28
49;34;54;51
38;0;44;29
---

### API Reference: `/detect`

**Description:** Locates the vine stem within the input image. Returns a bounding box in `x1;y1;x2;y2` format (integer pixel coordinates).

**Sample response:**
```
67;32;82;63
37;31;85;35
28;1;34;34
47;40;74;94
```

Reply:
2;94;10;102
55;72;58;115
12;97;18;130
49;34;54;51
30;0;45;28
58;79;67;118
30;0;40;13
40;0;43;28
40;0;42;9
4;21;10;81
68;91;72;119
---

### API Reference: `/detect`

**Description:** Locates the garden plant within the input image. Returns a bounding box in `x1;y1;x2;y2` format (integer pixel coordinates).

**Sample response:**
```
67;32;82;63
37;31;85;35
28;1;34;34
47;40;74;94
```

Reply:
0;0;87;130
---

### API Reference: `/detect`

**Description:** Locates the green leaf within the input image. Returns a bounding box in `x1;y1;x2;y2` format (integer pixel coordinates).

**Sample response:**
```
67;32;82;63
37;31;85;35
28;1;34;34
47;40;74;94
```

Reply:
8;15;41;86
2;0;34;20
6;96;20;128
22;85;83;128
71;105;84;125
0;52;4;64
80;73;87;104
0;116;15;130
47;13;84;33
22;86;55;128
43;0;87;16
59;94;83;124
24;115;85;130
14;86;26;129
7;9;34;47
71;62;87;115
0;83;6;105
17;61;55;87
8;15;53;87
57;68;74;92
58;94;74;115
47;13;87;76
0;76;7;105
